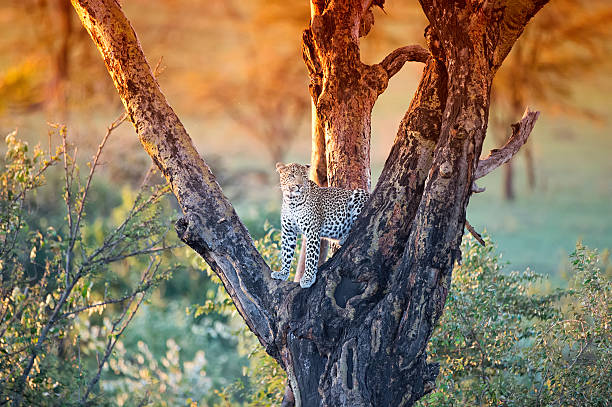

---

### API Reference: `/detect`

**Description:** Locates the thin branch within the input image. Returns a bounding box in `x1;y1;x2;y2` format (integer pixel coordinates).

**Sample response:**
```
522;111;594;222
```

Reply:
81;257;161;403
86;244;181;269
85;184;170;264
61;127;74;286
379;45;430;78
475;108;540;180
58;286;151;320
69;111;128;270
465;219;486;246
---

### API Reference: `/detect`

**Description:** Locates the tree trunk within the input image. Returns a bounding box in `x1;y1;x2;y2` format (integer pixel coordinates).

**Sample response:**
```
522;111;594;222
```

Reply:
524;143;536;190
503;160;515;200
47;0;72;122
294;100;330;283
72;0;546;405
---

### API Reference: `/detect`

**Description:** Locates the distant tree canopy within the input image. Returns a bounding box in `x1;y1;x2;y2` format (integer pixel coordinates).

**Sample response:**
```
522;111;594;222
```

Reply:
491;0;612;199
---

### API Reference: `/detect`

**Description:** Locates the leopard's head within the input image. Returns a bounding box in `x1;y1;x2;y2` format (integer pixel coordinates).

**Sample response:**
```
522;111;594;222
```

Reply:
276;162;311;198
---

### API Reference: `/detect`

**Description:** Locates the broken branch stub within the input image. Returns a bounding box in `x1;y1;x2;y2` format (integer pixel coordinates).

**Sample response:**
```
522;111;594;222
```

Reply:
475;108;540;180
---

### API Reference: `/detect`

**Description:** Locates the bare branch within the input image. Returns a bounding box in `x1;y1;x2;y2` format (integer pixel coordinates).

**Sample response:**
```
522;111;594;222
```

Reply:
379;45;430;78
465;220;486;246
475;108;540;180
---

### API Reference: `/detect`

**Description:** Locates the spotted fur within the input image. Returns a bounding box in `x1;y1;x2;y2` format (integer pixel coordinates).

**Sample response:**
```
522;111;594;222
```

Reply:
271;163;369;288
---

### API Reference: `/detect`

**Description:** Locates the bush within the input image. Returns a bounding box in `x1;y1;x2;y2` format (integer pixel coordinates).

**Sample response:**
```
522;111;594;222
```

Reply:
207;231;611;407
418;238;612;406
0;128;178;405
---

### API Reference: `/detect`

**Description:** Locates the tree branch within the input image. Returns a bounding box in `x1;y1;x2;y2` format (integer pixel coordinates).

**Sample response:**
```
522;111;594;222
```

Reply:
475;108;540;180
379;45;430;78
465;219;486;246
71;0;279;351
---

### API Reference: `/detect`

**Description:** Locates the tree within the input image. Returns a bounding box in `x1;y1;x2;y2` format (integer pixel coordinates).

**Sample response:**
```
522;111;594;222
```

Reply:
70;0;545;405
491;0;612;200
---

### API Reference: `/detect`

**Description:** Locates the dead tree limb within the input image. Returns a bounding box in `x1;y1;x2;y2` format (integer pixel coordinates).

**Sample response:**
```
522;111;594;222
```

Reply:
379;45;430;77
475;108;540;180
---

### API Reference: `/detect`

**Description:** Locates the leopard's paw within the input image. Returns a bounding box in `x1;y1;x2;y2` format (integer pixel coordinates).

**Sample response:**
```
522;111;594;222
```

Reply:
299;274;316;288
271;270;290;281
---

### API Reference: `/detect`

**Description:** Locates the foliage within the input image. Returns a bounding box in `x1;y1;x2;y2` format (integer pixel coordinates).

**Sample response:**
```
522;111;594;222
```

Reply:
519;244;611;406
418;237;612;406
185;224;288;407
0;127;179;405
103;338;211;407
201;230;611;407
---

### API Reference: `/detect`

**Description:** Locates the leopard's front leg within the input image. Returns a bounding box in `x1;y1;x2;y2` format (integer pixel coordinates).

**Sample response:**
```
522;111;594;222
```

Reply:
299;231;320;288
271;215;297;281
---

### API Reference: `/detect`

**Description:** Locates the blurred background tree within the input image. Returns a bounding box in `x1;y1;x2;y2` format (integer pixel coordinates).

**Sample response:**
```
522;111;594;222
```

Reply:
491;0;612;200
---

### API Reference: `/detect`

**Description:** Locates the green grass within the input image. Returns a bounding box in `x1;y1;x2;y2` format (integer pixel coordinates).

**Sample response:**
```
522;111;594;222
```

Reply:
467;116;612;279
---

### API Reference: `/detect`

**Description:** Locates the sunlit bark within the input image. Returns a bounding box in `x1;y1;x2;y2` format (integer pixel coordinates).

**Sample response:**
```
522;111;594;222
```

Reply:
73;0;546;405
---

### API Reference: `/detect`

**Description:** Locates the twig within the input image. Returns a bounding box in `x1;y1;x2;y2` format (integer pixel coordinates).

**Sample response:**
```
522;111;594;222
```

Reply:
86;243;180;269
58;285;152;320
465;219;486;246
475;108;540;180
379;45;430;78
68;111;128;277
152;56;165;77
61;126;74;286
81;257;161;403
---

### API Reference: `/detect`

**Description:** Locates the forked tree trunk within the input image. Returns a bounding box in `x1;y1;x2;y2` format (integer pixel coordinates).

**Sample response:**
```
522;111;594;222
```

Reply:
71;0;545;405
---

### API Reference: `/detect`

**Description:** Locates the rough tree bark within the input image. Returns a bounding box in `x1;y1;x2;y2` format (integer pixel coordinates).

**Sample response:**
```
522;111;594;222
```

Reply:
302;1;429;190
72;0;546;405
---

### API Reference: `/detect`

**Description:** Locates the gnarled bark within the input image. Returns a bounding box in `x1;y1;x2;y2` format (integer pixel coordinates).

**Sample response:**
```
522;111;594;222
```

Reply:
72;0;546;405
302;1;428;190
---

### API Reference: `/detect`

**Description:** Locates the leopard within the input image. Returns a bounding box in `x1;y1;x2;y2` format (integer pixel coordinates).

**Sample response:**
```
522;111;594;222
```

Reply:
271;162;369;288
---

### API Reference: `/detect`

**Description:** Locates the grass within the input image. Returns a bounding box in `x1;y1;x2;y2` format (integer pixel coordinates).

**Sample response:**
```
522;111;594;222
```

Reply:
467;116;612;279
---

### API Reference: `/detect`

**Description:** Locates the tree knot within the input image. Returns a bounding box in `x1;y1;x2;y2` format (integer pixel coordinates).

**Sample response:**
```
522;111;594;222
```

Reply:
175;212;212;252
439;161;453;178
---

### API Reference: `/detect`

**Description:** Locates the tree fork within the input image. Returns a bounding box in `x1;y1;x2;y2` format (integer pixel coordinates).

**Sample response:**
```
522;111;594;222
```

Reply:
72;0;549;405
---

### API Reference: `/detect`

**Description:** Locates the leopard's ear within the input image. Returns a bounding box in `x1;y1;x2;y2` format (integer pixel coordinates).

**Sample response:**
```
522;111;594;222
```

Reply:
304;164;311;170
275;162;286;172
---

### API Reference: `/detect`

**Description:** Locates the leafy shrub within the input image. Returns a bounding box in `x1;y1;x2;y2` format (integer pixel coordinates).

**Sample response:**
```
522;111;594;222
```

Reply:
0;128;178;405
205;230;611;406
518;244;611;406
418;238;612;406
